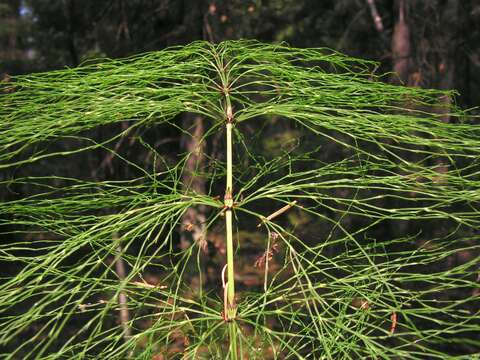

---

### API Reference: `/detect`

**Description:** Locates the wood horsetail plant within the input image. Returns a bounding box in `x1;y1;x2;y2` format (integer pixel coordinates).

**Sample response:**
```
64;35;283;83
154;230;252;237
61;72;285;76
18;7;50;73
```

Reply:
0;40;479;359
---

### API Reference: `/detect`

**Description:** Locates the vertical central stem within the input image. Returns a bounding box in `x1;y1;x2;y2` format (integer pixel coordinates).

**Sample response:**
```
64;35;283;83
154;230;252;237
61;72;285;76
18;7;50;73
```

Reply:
225;121;235;307
217;50;237;356
224;93;238;359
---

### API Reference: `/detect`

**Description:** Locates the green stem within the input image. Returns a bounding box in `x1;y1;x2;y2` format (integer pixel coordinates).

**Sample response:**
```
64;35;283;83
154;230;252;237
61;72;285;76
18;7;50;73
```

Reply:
228;322;238;359
224;88;237;358
225;120;235;307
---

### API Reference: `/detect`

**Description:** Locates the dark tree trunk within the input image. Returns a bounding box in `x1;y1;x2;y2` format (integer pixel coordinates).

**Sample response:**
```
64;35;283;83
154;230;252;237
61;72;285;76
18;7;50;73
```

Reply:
0;0;22;71
62;0;78;66
179;0;208;250
427;0;458;129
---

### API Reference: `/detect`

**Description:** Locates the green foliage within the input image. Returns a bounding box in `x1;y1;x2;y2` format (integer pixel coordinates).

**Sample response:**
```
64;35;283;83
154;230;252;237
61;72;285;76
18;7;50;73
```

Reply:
1;40;479;359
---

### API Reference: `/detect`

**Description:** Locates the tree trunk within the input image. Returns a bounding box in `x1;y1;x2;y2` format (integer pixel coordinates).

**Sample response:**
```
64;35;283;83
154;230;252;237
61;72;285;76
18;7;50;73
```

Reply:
179;0;210;251
180;114;207;250
62;0;78;66
391;0;411;84
1;0;22;67
433;1;459;188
